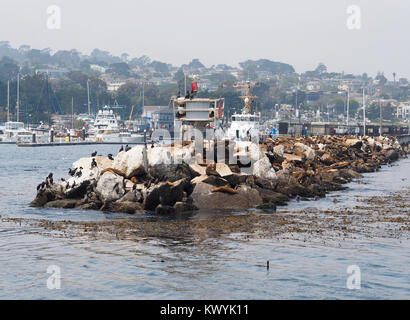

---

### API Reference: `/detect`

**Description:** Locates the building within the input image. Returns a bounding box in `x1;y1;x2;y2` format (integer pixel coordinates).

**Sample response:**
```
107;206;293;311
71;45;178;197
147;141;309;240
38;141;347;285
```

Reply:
35;68;69;79
142;106;170;120
151;109;174;130
397;102;410;120
90;64;107;73
306;81;321;91
106;81;126;92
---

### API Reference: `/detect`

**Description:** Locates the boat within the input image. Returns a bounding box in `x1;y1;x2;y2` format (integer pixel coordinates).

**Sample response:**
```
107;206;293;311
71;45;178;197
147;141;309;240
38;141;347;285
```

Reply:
87;106;144;143
225;81;261;141
0;77;33;143
0;121;33;143
0;124;6;142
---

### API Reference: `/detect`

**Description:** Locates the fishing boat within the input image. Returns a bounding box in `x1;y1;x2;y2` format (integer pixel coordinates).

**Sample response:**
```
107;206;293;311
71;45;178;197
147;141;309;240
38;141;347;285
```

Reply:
87;106;144;143
225;81;261;141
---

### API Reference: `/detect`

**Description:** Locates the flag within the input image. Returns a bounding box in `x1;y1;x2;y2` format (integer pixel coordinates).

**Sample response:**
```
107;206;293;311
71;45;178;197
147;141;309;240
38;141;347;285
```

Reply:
191;81;198;92
218;98;223;118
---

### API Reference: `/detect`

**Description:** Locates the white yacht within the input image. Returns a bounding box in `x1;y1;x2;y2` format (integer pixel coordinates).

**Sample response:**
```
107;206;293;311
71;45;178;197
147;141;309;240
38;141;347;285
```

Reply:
0;121;32;143
226;81;261;141
0;76;33;143
87;106;144;143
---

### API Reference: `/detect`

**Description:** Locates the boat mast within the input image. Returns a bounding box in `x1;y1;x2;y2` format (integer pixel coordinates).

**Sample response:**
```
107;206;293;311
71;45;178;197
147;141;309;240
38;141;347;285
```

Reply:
16;73;20;122
362;87;366;135
142;82;145;109
346;86;350;126
87;79;91;115
71;96;74;129
7;80;10;122
234;81;258;115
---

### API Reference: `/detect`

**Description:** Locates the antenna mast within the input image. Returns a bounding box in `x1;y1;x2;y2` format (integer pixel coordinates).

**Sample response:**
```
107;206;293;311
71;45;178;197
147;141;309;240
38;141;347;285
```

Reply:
234;81;258;115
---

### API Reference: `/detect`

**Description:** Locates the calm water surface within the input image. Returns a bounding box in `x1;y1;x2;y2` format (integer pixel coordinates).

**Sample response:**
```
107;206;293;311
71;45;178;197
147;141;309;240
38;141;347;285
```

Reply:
0;144;409;299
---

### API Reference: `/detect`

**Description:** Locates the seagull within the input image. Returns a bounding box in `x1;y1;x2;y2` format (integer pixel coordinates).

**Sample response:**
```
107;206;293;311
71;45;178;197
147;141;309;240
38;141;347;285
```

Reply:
47;173;53;185
91;158;98;169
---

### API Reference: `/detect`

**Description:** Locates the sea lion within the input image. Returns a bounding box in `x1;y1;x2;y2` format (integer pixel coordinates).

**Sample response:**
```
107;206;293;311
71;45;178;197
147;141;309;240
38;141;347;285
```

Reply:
211;186;238;194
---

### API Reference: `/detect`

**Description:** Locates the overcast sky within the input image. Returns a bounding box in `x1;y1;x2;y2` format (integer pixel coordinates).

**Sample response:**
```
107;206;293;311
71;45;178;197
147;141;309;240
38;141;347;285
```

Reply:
0;0;409;79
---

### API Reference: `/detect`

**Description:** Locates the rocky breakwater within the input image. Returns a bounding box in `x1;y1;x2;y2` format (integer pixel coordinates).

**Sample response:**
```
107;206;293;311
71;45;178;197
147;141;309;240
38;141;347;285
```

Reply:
31;135;407;214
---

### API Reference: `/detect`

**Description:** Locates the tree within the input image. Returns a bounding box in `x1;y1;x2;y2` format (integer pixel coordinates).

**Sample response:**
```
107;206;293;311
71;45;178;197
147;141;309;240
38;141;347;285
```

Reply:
239;59;295;75
334;97;345;115
0;57;19;82
314;63;327;74
26;49;52;65
173;69;184;81
90;48;121;64
150;61;169;74
208;72;236;85
52;49;81;67
187;59;205;69
130;55;151;67
121;53;129;62
108;62;130;77
367;102;396;121
348;99;359;118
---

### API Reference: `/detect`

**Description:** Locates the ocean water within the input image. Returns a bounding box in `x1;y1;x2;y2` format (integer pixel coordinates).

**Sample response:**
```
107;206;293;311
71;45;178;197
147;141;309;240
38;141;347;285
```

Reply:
0;144;409;299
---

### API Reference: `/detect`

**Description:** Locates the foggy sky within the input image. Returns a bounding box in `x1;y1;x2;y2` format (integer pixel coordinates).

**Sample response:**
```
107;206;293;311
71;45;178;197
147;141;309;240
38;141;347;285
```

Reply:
1;0;409;79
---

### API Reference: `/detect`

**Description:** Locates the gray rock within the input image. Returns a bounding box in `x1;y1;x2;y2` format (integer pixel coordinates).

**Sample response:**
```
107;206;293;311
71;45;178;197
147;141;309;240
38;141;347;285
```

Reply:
385;149;399;161
117;190;142;203
191;182;263;210
148;162;198;182
30;189;56;207
44;199;80;209
174;202;198;214
107;201;143;214
96;172;125;202
155;204;176;215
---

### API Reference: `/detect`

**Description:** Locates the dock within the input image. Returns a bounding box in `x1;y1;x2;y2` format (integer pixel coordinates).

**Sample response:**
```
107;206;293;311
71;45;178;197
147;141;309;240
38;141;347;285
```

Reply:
17;141;145;147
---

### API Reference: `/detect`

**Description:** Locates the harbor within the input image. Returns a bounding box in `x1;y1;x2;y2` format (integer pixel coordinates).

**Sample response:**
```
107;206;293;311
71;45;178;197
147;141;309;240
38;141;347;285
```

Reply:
0;142;409;299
